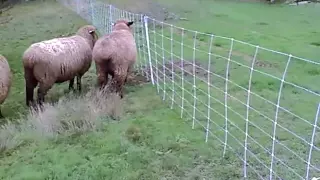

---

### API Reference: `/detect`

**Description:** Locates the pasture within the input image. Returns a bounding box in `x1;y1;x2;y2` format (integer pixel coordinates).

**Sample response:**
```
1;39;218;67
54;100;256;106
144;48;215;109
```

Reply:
0;0;319;179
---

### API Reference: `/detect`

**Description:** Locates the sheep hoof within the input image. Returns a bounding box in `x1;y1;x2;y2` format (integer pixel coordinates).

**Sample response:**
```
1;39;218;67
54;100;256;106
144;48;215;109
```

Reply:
35;105;45;112
68;87;76;93
110;115;120;121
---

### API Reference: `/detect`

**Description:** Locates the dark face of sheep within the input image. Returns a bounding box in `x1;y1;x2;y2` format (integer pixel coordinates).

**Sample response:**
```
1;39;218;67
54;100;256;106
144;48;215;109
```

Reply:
113;19;134;33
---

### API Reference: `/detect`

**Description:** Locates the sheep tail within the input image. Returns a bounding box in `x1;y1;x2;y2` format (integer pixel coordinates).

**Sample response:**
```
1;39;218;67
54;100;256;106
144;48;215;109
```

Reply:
22;48;39;69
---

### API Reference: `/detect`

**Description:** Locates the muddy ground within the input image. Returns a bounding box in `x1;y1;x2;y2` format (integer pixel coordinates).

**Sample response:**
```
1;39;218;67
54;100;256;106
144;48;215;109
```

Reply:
139;57;276;84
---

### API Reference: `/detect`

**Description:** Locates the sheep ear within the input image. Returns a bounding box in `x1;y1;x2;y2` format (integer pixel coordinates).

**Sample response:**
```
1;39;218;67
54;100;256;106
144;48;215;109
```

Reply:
126;21;134;27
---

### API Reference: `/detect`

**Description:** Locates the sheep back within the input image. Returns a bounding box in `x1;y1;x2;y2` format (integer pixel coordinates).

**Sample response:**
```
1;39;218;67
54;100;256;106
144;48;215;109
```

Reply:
92;26;137;69
22;35;93;83
0;55;12;104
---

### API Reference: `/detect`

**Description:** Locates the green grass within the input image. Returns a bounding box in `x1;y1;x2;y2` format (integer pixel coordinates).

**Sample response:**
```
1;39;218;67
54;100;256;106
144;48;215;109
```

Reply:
0;1;88;119
0;85;236;180
0;0;319;179
0;1;241;179
105;0;320;61
93;0;320;178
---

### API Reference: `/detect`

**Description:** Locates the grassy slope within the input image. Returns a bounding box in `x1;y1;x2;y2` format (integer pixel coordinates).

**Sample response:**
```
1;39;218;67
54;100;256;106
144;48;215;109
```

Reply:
105;0;320;178
0;1;87;119
162;0;320;61
0;85;234;180
0;0;319;179
0;1;237;180
99;0;320;178
108;0;320;61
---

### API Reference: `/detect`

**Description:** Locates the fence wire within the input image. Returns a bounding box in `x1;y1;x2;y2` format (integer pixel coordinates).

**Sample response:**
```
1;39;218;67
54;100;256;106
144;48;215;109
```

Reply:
58;0;320;179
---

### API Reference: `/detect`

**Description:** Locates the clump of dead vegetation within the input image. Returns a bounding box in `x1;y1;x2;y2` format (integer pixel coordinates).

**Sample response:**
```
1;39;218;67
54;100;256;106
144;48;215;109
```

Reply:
0;86;123;153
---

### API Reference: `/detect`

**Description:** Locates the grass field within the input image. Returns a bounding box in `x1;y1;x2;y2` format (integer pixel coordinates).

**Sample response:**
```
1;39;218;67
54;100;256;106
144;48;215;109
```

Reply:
0;0;319;179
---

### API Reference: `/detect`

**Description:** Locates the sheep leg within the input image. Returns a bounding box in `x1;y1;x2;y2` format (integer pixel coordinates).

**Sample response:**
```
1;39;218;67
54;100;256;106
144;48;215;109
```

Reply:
125;65;134;84
97;72;108;91
37;83;53;107
24;67;38;107
69;78;75;92
0;108;3;118
112;73;126;99
26;85;36;107
96;63;109;91
76;75;82;92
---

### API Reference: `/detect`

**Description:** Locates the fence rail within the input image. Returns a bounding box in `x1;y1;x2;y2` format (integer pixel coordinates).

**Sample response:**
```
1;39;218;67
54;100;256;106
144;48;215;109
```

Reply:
58;0;320;179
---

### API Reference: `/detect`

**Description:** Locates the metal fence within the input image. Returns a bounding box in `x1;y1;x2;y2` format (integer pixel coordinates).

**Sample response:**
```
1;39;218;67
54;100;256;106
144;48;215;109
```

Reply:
58;0;320;179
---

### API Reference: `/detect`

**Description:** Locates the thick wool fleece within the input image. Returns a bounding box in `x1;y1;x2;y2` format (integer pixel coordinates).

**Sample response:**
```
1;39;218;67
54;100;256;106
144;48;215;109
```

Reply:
0;55;12;105
0;54;12;118
92;19;137;98
22;25;97;106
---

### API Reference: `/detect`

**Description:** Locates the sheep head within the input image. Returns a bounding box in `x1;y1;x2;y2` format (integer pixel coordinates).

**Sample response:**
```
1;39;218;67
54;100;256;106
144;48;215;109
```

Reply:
112;19;134;34
76;25;98;49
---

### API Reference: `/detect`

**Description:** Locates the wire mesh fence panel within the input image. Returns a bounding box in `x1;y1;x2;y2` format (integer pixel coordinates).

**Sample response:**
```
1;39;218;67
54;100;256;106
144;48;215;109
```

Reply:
58;0;320;179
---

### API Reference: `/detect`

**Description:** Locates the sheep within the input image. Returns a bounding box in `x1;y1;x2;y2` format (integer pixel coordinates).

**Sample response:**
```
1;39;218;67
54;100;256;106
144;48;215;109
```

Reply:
22;25;98;107
92;19;137;98
0;54;12;118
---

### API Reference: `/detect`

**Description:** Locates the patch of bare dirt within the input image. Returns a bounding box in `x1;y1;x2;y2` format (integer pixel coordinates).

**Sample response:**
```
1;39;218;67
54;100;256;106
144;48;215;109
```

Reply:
142;60;210;81
172;30;278;69
254;61;276;68
0;14;12;24
0;6;13;25
139;56;278;84
126;70;150;86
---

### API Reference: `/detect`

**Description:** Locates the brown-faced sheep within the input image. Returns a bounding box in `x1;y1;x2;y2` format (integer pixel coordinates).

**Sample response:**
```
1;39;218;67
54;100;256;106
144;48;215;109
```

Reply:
0;55;12;118
92;19;137;98
22;25;98;107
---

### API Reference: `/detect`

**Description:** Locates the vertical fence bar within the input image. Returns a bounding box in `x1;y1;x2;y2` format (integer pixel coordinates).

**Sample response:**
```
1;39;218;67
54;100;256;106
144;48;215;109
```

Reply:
180;29;185;118
103;4;107;34
192;31;198;129
161;22;166;101
124;10;128;20
305;103;320;180
141;14;149;81
269;54;292;180
223;38;233;157
134;14;143;74
153;20;160;94
90;0;95;24
206;35;214;143
108;5;113;33
143;16;155;85
243;45;259;178
97;4;102;34
170;25;175;109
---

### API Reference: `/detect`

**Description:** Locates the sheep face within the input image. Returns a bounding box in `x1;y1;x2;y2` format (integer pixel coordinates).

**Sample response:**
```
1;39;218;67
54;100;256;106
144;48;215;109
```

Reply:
76;25;98;48
113;19;134;34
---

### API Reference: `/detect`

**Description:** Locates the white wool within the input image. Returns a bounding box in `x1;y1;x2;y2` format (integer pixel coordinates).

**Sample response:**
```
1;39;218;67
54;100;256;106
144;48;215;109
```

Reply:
31;38;81;56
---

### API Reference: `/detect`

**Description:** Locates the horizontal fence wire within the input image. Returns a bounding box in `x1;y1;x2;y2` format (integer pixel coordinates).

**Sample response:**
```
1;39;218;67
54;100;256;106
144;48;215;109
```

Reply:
58;0;320;179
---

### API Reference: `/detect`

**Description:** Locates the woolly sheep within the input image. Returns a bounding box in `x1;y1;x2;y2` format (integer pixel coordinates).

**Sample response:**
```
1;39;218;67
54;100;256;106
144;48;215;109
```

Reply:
0;55;12;118
22;25;98;107
92;19;137;98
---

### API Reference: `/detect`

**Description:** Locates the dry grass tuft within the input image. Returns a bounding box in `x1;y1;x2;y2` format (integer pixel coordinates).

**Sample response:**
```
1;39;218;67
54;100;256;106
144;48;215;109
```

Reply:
0;87;123;153
0;122;24;153
125;124;142;143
